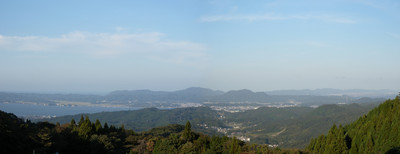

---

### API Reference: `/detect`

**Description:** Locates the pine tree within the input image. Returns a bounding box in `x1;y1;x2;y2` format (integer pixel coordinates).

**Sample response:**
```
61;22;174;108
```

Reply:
120;124;125;131
70;118;76;127
335;125;349;153
78;115;94;139
104;122;109;129
308;97;400;153
78;115;84;126
229;137;241;154
182;121;194;142
94;119;102;132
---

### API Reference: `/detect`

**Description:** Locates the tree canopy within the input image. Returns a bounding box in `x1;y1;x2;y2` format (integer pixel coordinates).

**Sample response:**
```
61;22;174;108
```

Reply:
307;96;400;153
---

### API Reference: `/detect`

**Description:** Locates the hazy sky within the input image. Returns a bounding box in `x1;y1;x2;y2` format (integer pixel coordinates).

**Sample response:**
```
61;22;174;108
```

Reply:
1;0;399;93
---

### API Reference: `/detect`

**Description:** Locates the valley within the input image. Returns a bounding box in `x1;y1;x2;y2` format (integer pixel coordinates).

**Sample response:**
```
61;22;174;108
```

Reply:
1;87;395;149
40;102;379;148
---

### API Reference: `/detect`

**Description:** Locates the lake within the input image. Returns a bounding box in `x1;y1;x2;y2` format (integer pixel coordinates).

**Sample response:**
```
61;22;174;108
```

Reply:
0;103;142;117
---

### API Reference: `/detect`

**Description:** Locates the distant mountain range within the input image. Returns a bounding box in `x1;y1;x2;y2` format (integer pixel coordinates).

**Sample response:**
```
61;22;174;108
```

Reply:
106;87;224;102
0;87;396;107
104;87;396;103
265;88;397;98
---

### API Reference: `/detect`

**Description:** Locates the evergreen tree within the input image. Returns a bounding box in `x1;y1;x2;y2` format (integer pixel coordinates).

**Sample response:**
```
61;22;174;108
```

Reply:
182;121;194;142
94;119;102;132
78;115;84;126
120;123;125;131
229;137;241;154
78;116;94;139
103;122;109;133
307;97;400;153
2;109;309;154
70;118;76;126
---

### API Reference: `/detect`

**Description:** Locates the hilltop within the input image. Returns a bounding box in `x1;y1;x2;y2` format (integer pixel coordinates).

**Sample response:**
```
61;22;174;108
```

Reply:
0;110;302;153
307;96;400;153
42;102;379;148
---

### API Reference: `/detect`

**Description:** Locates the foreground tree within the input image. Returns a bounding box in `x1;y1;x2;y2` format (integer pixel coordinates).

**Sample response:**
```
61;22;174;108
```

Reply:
307;96;400;153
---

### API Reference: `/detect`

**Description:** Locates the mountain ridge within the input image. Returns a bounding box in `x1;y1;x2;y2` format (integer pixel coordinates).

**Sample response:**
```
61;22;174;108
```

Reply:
1;87;394;108
307;96;400;153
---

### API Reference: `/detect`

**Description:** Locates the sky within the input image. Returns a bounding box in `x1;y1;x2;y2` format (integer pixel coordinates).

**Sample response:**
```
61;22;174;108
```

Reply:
0;0;399;93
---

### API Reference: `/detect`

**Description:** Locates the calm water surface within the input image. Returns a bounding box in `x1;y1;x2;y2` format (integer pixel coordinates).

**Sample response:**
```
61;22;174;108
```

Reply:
0;103;142;117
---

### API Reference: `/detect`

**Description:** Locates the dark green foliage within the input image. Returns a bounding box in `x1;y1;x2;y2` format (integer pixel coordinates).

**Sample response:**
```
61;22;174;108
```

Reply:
70;118;76;126
144;124;184;137
103;122;109;129
386;147;400;154
95;119;102;132
307;96;400;153
182;121;195;142
43;106;226;134
0;109;307;153
78;114;84;126
222;103;376;148
0;111;129;153
0;111;39;153
41;102;378;148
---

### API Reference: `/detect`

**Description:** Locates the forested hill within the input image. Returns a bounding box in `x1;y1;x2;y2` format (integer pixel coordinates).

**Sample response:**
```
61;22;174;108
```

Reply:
42;103;378;148
307;96;400;153
41;107;225;134
0;110;303;153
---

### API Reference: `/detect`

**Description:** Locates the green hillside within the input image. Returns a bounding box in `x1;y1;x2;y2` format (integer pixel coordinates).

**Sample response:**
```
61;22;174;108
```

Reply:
42;102;378;148
307;96;400;153
0;110;304;153
222;103;376;148
42;107;225;135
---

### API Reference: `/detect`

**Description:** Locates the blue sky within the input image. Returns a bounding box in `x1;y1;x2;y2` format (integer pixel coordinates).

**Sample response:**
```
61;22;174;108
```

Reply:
0;0;399;93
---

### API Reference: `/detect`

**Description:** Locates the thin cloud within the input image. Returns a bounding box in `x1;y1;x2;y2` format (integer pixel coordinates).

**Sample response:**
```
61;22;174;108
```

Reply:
304;41;330;47
355;0;399;10
115;26;127;32
387;32;400;39
291;15;357;24
0;32;208;64
200;14;356;24
200;14;285;22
